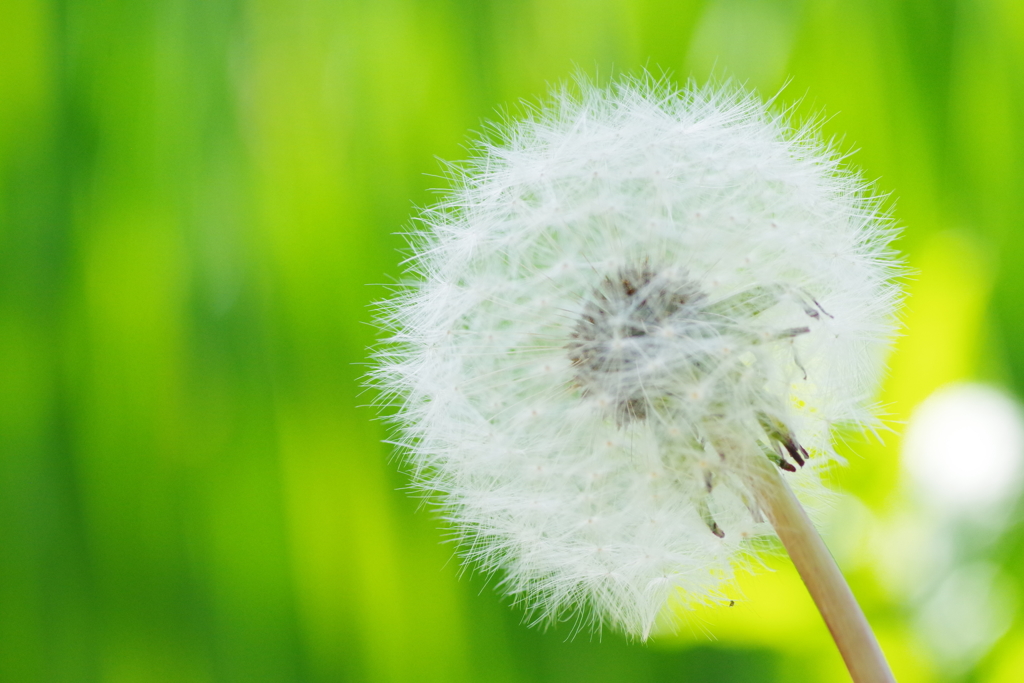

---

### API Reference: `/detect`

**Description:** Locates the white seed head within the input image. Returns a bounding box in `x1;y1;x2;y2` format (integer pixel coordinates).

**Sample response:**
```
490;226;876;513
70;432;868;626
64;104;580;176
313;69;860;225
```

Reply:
371;76;901;638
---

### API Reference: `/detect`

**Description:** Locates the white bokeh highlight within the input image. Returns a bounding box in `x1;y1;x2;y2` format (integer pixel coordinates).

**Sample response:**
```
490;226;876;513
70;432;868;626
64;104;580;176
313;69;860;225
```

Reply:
902;383;1024;510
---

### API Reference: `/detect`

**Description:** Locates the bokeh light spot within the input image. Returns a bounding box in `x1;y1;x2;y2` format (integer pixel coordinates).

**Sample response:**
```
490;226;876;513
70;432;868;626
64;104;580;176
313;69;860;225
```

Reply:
902;383;1024;509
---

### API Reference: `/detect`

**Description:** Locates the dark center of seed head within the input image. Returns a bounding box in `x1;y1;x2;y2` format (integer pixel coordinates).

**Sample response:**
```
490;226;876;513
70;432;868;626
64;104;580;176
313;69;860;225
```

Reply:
567;264;707;425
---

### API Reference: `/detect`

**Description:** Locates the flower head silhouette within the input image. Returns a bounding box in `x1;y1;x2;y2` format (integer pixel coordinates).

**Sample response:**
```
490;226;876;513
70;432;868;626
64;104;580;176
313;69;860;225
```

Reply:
372;76;901;639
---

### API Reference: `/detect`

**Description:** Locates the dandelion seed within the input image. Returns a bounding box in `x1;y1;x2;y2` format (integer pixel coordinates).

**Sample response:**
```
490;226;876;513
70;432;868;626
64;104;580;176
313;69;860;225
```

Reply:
370;75;901;678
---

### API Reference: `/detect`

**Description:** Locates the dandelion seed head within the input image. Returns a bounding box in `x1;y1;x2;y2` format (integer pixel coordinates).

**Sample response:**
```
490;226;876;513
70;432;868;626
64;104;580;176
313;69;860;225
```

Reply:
371;75;902;638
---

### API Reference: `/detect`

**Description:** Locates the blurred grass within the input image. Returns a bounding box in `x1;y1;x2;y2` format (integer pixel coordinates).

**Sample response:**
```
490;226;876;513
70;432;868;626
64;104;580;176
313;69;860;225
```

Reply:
2;0;1024;681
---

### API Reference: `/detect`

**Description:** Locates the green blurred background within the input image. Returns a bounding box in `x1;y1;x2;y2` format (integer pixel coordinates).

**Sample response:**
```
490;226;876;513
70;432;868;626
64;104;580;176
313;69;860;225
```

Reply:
3;0;1024;681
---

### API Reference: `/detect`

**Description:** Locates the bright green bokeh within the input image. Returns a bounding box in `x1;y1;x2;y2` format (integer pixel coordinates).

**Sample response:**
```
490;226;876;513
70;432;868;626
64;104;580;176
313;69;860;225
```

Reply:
2;1;1023;681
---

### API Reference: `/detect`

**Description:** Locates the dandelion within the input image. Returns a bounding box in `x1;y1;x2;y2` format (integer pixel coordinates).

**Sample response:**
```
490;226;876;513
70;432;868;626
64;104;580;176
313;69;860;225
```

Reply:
372;75;901;682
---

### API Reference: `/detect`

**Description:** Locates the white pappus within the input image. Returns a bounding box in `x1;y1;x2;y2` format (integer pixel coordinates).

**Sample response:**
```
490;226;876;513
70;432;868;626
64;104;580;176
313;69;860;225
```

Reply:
371;76;902;639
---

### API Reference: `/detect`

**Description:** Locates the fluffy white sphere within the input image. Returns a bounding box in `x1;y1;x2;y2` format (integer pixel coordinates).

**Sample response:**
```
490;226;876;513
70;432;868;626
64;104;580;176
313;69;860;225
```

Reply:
372;76;901;638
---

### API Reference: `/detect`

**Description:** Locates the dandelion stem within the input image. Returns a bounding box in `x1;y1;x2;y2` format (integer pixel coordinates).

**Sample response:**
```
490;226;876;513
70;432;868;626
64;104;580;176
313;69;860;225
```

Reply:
745;457;896;683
